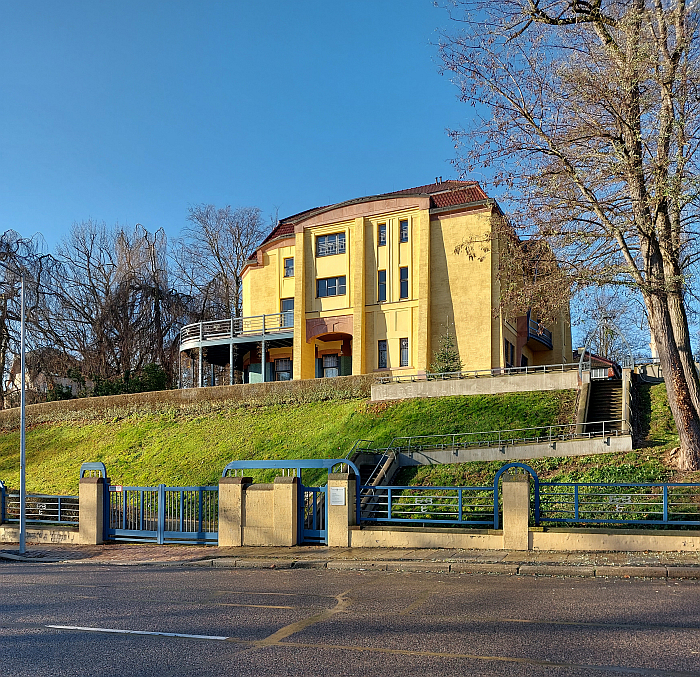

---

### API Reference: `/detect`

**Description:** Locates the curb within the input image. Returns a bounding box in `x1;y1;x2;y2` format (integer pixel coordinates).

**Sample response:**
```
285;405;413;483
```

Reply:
3;553;700;578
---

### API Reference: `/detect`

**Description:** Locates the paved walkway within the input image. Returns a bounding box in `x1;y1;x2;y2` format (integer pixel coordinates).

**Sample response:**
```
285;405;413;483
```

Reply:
2;543;700;578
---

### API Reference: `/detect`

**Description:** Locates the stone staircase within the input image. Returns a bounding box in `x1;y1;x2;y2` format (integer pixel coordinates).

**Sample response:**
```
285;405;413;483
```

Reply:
586;379;624;433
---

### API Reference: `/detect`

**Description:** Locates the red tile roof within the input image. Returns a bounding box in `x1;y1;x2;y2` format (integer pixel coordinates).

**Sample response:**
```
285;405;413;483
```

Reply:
257;180;491;249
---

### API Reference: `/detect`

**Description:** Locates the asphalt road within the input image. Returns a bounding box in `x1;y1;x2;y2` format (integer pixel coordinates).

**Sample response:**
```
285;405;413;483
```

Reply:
2;562;700;677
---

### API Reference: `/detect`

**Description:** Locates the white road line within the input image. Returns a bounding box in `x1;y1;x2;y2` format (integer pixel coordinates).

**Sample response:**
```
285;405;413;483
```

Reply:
46;625;229;641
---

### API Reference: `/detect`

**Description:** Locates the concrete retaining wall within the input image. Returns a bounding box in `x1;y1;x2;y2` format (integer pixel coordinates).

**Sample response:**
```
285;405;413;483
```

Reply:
398;435;633;466
0;524;79;544
371;370;579;401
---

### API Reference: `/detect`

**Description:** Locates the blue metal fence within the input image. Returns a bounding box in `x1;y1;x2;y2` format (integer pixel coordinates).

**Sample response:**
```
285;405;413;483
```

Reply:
538;481;700;527
107;484;218;544
358;463;700;530
360;485;495;526
3;491;79;526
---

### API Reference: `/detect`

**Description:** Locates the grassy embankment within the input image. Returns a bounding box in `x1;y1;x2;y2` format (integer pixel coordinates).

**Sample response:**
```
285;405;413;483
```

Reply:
0;389;576;494
395;382;699;487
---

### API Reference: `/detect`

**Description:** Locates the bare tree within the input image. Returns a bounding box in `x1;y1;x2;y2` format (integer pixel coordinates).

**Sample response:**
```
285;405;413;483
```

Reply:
572;288;651;362
47;221;189;386
440;0;700;469
173;205;267;319
0;230;53;408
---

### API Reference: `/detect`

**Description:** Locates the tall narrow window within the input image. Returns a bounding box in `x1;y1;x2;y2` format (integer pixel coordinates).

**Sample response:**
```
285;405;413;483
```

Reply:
283;257;294;277
377;270;386;302
400;338;409;367
504;340;515;368
399;267;409;299
399;219;409;243
281;298;294;327
378;339;388;369
378;223;387;247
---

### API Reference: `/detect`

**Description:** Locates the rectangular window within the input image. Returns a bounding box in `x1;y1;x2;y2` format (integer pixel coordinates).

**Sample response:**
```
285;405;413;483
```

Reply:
275;358;292;381
377;270;386;302
316;276;347;298
378;339;388;369
399;219;408;243
378;223;387;247
504;339;515;368
280;298;294;327
399;267;409;299
322;354;339;378
400;338;409;367
316;232;346;257
283;257;294;277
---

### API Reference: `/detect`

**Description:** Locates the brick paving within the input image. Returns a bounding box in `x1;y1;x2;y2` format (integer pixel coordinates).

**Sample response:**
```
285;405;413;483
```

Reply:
2;541;699;577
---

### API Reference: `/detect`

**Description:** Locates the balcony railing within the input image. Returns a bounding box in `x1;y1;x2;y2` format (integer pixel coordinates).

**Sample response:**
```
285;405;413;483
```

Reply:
527;317;553;349
180;312;294;346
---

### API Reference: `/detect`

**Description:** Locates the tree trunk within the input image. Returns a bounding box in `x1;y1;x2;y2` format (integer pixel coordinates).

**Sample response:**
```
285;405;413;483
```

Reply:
647;296;700;470
666;290;700;415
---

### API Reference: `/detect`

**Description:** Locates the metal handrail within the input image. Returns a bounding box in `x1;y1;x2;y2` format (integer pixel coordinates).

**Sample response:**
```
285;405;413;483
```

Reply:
376;362;587;385
180;311;294;345
352;419;630;461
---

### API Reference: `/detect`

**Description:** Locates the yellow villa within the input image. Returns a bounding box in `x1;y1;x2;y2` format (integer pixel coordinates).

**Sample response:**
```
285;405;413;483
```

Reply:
178;180;572;385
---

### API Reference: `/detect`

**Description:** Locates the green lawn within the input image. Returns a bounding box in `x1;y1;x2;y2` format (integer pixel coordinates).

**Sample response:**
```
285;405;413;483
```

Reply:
0;389;576;494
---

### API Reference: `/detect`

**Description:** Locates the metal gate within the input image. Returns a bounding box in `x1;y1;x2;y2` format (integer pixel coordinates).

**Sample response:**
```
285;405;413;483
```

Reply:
106;484;218;544
299;484;327;544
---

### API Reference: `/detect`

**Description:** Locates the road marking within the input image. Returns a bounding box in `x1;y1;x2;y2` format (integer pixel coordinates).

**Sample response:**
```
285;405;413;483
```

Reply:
46;625;228;641
45;624;700;675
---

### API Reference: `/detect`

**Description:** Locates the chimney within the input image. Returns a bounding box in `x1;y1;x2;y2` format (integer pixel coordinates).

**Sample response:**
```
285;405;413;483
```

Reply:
435;177;439;184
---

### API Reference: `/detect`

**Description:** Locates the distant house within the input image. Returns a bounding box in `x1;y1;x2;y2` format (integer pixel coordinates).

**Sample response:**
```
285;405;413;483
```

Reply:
179;180;572;385
7;349;91;399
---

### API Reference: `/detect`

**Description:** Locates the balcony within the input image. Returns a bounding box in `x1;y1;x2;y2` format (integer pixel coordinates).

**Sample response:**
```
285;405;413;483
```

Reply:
179;312;294;351
527;314;553;350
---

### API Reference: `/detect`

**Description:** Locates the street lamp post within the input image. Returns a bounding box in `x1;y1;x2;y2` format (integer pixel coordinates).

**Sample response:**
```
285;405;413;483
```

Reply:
19;273;26;555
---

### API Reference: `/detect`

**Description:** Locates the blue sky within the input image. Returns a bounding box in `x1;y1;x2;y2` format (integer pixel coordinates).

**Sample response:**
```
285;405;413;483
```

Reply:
0;1;475;251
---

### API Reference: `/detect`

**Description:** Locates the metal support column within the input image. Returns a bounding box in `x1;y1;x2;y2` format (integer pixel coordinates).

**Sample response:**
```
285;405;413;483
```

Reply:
198;347;203;388
229;341;234;386
261;314;266;383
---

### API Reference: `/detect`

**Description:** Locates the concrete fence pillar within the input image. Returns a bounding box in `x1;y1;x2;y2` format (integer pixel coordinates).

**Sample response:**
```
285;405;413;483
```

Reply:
327;473;356;547
502;472;530;550
273;476;298;546
218;477;251;547
79;476;105;545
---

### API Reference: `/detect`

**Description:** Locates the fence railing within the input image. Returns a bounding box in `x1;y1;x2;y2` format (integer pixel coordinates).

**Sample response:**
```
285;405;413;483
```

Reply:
376;362;586;385
180;312;294;346
107;485;218;543
363;420;631;459
528;318;553;348
360;485;495;526
3;492;79;526
538;482;700;526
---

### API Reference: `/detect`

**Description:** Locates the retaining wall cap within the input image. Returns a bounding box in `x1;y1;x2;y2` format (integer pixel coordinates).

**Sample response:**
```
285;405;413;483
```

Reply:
219;477;252;485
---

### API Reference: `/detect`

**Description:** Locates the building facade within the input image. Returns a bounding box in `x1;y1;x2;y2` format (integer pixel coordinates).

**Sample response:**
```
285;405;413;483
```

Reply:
179;180;572;385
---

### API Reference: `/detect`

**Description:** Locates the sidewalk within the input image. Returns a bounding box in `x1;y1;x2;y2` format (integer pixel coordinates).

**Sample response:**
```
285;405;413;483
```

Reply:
2;543;700;578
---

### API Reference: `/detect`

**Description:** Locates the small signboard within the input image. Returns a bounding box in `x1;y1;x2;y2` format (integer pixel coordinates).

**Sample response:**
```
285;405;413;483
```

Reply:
110;486;123;492
329;487;346;506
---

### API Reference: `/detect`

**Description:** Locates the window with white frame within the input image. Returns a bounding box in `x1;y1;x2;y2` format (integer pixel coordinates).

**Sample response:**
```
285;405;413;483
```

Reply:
316;233;346;257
